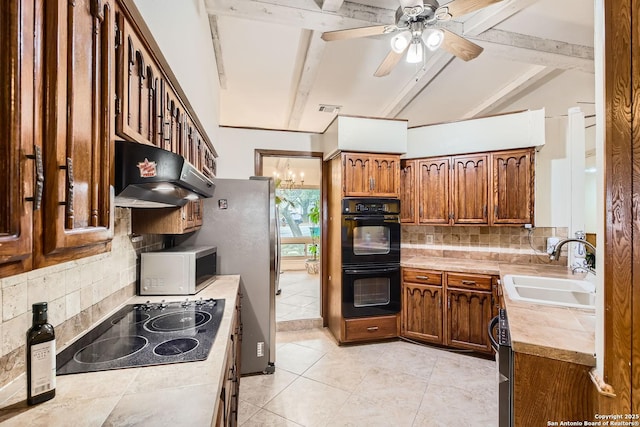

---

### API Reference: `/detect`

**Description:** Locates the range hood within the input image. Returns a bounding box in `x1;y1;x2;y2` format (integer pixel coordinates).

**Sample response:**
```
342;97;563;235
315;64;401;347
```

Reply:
115;140;214;208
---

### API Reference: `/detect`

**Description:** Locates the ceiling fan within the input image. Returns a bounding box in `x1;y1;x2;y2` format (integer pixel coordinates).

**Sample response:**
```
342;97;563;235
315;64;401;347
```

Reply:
321;0;503;77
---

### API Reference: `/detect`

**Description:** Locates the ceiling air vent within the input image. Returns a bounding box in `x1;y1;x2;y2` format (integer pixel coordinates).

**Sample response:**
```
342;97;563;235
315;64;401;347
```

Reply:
318;104;341;113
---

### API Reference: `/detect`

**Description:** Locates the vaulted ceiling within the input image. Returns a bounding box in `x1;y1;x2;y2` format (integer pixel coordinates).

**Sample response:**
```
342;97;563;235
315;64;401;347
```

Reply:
204;0;594;133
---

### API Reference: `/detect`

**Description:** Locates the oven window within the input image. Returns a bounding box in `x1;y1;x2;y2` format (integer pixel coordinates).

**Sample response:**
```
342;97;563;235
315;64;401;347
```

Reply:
353;226;390;255
353;277;390;307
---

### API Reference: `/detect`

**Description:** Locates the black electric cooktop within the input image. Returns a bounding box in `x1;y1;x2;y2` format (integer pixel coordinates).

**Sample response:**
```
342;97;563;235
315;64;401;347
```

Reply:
57;298;225;375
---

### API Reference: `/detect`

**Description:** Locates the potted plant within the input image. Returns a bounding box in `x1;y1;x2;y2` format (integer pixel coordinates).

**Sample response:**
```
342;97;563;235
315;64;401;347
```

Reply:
305;205;320;274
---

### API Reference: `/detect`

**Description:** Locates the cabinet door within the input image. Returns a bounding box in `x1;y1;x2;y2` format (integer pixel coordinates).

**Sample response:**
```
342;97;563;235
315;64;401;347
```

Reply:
343;153;372;196
203;143;216;179
446;289;493;353
193;199;203;228
402;282;443;344
491;148;534;225
115;14;161;146
37;0;114;266
417;157;451;224
400;160;416;223
452;154;488;224
370;155;400;197
163;90;180;154
0;0;34;277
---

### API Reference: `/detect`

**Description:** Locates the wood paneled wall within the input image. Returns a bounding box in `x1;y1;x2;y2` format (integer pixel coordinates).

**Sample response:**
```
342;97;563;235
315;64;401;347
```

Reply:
599;0;639;414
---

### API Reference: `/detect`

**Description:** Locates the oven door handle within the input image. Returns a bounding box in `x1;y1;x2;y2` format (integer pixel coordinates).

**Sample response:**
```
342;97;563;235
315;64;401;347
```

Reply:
343;216;398;222
488;314;499;351
344;267;399;274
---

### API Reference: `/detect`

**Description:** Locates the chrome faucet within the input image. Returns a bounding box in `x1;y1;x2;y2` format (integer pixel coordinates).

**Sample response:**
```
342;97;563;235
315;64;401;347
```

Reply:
549;238;597;273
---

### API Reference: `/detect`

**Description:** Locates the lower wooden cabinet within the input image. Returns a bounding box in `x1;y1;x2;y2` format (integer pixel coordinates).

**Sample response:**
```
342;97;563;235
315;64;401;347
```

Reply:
216;289;242;427
513;352;593;426
131;199;203;234
343;315;399;343
402;269;444;344
402;268;497;354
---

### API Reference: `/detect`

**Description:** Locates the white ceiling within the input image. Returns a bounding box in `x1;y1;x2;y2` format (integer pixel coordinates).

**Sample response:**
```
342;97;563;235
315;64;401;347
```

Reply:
205;0;595;133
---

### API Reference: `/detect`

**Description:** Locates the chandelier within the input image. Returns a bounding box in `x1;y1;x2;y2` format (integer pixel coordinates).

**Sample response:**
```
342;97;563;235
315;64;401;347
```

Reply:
273;161;304;190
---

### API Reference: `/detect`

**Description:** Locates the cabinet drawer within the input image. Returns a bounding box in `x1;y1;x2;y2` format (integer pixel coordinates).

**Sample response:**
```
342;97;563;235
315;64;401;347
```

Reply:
402;268;442;285
344;315;398;342
446;272;493;291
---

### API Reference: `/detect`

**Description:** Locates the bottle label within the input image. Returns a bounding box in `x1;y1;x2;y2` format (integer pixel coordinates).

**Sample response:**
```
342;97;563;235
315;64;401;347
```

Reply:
30;340;56;396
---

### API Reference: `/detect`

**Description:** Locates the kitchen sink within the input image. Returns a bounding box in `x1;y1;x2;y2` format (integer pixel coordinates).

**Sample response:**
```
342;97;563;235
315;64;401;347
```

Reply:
502;274;596;310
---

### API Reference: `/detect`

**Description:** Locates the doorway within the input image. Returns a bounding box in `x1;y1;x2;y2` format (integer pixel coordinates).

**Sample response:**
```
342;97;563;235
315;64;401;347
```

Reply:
255;149;323;327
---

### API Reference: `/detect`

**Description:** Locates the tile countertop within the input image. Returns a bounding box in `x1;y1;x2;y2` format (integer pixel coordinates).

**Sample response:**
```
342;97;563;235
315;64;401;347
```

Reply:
401;256;596;367
0;274;240;427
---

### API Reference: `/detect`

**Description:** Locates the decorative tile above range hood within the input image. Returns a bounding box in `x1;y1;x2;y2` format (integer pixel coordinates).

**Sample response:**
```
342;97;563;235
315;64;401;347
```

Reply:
114;140;214;208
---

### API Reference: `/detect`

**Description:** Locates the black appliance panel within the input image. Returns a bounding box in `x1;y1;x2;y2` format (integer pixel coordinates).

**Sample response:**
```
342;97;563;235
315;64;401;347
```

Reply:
341;198;401;267
342;265;401;318
57;299;225;375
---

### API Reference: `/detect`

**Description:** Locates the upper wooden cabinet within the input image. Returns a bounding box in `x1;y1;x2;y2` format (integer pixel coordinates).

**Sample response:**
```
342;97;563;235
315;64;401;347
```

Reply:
401;148;534;226
130;200;203;235
342;153;400;198
39;0;115;262
114;3;216;177
0;0;35;276
1;0;115;278
417;157;450;224
399;160;416;223
491;148;535;225
451;154;488;224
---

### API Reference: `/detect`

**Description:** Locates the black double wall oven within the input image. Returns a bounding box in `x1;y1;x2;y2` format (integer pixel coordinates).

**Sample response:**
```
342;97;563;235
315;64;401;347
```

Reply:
341;198;401;318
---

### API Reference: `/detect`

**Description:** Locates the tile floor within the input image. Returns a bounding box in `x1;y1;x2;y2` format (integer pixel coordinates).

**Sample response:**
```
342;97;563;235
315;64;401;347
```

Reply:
276;271;321;322
238;328;498;426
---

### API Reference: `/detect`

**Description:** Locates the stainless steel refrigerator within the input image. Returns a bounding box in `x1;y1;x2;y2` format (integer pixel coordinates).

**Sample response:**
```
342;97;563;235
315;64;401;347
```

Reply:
179;177;278;375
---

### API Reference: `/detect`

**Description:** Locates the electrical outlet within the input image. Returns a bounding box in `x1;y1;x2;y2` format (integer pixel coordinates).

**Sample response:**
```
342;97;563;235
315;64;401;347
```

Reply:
257;341;264;357
426;234;434;245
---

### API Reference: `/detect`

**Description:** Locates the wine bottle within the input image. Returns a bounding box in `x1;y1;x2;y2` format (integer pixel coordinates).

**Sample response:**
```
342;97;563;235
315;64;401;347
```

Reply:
26;302;56;405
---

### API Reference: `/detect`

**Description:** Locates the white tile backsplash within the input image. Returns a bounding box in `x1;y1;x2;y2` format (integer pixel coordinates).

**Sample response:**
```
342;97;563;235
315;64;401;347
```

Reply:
2;312;29;355
66;290;81;319
0;207;141;360
2;282;28;322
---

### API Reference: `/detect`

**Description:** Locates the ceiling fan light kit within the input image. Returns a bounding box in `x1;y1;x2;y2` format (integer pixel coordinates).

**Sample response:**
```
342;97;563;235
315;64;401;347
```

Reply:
406;40;424;63
321;0;502;76
390;32;412;53
422;28;444;51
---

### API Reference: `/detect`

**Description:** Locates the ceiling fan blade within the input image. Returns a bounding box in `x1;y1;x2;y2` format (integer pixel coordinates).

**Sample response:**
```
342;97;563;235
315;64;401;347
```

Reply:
321;25;388;42
374;47;407;77
441;0;503;18
440;28;483;61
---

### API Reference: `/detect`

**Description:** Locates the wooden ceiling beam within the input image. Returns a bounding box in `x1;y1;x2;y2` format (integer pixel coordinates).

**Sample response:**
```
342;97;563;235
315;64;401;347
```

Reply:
287;31;327;129
321;0;345;12
208;15;227;89
204;0;395;31
467;27;594;73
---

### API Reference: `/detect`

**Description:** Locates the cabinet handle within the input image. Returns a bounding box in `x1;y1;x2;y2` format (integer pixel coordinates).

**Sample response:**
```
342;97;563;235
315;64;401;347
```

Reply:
25;145;44;210
494;205;498;218
448;296;451;309
62;157;75;227
415;275;430;280
461;280;476;286
483;205;488;218
366;326;379;332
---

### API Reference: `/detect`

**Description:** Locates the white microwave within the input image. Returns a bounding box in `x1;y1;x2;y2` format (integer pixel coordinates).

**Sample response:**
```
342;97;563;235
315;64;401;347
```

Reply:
140;245;217;295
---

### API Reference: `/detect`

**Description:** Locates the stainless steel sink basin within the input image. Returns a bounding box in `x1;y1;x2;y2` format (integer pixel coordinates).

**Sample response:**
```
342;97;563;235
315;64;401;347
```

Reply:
502;274;595;310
